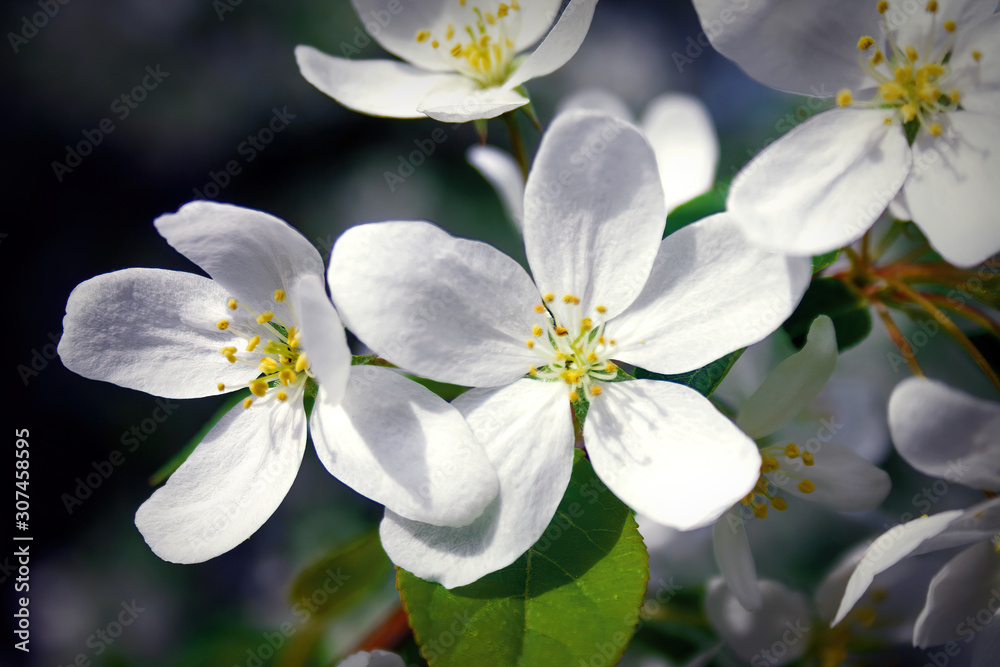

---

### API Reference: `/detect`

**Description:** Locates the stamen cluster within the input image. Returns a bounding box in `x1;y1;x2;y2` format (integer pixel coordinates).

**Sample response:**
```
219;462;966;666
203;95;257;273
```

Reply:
741;442;817;519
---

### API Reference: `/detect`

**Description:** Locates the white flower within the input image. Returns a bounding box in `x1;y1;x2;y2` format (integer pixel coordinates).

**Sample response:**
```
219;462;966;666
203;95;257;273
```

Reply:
328;109;811;587
337;650;404;667
58;201;497;564
712;316;892;611
834;377;1000;649
692;0;1000;266
468;88;720;224
295;0;598;122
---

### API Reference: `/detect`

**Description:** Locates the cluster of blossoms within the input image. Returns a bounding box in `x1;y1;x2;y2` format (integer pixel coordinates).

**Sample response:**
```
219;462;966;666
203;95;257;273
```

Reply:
58;0;1000;664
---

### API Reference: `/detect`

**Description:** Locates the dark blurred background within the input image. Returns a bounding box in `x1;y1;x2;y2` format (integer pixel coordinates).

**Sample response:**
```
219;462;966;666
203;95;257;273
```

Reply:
7;1;964;665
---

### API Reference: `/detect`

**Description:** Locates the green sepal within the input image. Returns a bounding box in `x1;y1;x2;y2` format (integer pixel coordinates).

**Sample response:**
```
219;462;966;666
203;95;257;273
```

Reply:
633;349;744;398
663;188;726;238
783;277;872;351
397;450;649;667
811;249;841;274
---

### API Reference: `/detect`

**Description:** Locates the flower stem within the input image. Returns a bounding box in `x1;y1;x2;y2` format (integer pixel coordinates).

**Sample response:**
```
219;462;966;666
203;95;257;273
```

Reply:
502;111;530;181
871;298;925;377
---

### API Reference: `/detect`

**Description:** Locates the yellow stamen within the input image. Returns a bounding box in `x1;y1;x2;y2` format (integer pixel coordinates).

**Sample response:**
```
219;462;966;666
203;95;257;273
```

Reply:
753;503;768;519
534;304;545;313
580;318;593;332
497;3;509;17
925;0;937;11
295;353;309;373
929;122;943;136
529;366;537;377
416;30;430;42
243;397;253;409
590;385;602;396
973;51;982;62
217;319;230;330
949;90;961;104
857;35;875;51
246;335;260;352
944;19;955;32
798;479;816;494
446;24;455;40
257;312;274;324
771;497;788;511
880;81;906;102
274;289;286;302
568;390;579;402
544;292;554;302
562;294;576;304
605;362;616;373
561;370;581;384
554;326;568;336
785;443;801;458
596;305;606;314
250;380;268;397
587;351;598;362
217;383;225;391
871;49;885;65
277;391;288;402
906;45;919;62
532;325;543;336
802;452;815;466
450;43;463;57
877;0;889;13
837;89;853;107
228;298;237;310
901;101;920;122
279;369;297;386
431;40;439;48
526;340;534;349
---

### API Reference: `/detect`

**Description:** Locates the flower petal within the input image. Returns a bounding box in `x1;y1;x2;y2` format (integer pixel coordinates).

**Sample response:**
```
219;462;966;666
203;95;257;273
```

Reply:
914;541;1000;648
832;510;967;626
58;268;260;398
328;221;542;387
338;650;405;667
417;79;529;122
134;395;306;563
295;46;466;119
640;93;719;212
607;214;811;375
467;144;524;228
522;110;666;321
768;441;891;511
712;507;762;611
905;112;1000;267
379;379;574;589
889;377;1000;491
737;315;838;440
346;0;462;73
504;0;599;89
292;274;351;407
705;578;812;665
690;0;880;96
728;108;913;256
893;0;998;71
585;379;761;530
973;611;1000;667
509;0;563;52
556;88;633;120
310;367;498;527
952;13;1000;115
154;201;325;318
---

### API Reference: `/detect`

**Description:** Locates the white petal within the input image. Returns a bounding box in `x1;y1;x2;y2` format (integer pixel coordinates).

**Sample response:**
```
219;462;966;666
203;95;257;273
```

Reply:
607;214;811;375
889;377;1000;491
134;396;306;563
640;93;719;212
337;650;405;667
690;0;879;96
832;510;966;626
585;379;761;530
379;380;574;589
974;610;1000;667
555;88;633;120
328;221;542;387
712;507;762;611
504;0;599;89
467;144;525;228
921;497;1000;554
522;110;666;321
295;46;466;119
914;541;1000;648
509;0;563;52
58;268;259;398
728;108;913;256
893;0;998;72
417;79;529;122
953;13;1000;115
767;441;891;511
292;275;351;407
154;201;325;319
705;578;812;666
905;112;1000;267
737;315;838;440
309;367;498;527
346;0;464;73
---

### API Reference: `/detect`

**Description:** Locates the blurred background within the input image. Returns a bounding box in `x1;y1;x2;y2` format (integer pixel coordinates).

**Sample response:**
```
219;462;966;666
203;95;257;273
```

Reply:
7;0;998;665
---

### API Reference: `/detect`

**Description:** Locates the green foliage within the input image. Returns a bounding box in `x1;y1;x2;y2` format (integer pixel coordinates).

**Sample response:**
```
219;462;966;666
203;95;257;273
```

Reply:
783;277;872;351
811;249;841;274
663;188;726;237
632;349;744;397
397;450;649;667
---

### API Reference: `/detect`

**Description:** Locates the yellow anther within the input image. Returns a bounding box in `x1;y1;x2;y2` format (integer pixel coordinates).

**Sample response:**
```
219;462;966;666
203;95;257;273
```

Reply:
511;0;519;8
227;298;237;310
761;456;779;473
802;452;815;466
497;3;509;17
741;493;754;506
485;12;495;25
596;305;606;314
590;385;602;396
217;319;230;330
944;19;956;32
459;0;466;6
287;329;301;348
605;362;616;373
479;34;490;47
929;123;943;136
274;289;286;302
446;23;455;39
534;304;545;313
598;336;605;344
450;43;463;58
295;353;309;373
221;346;237;355
856;607;878;627
857;35;875;51
259;358;278;373
217;383;225;391
836;89;853;107
555;352;567;361
895;64;913;83
919;85;941;102
580;318;593;332
416;30;430;43
609;339;616;345
243;397;253;409
587;351;598;363
250;380;269;397
877;0;889;13
871;49;885;65
568;390;580;402
771;497;788;511
755;477;770;494
532;325;543;336
880;81;906;102
257;312;274;324
246;335;260;352
871;588;888;603
973;51;982;62
884;116;893;125
431;40;439;48
561;370;581;384
798;479;816;494
925;0;937;11
950;90;961;104
901;101;919;122
279;369;297;386
752;503;768;519
785;443;800;458
562;294;576;304
554;326;569;336
526;340;535;349
277;391;288;402
906;45;919;62
544;293;554;302
529;366;538;377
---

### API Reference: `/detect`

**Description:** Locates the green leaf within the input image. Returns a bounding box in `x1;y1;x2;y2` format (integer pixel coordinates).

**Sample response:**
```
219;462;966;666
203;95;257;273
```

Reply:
811;249;841;274
148;390;249;486
663;188;726;237
398;450;649;667
783;277;872;351
288;529;393;620
632;349;744;398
